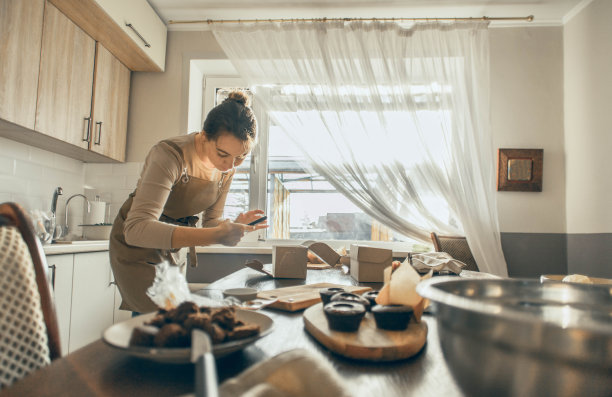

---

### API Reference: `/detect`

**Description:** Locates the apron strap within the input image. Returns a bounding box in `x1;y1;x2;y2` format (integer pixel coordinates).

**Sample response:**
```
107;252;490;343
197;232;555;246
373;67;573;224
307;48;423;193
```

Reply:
159;139;199;268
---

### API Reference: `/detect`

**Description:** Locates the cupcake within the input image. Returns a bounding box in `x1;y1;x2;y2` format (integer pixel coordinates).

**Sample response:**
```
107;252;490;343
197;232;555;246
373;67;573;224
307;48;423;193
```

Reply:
319;287;346;305
361;290;379;308
372;305;413;330
330;292;371;311
323;301;366;332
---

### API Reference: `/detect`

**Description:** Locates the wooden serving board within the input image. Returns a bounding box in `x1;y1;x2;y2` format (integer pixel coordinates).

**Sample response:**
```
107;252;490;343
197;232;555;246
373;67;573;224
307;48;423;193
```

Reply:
257;283;371;311
303;303;428;361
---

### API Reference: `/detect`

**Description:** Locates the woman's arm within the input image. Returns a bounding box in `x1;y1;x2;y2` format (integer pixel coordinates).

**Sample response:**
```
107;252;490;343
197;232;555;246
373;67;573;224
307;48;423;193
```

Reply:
171;220;257;248
123;144;181;249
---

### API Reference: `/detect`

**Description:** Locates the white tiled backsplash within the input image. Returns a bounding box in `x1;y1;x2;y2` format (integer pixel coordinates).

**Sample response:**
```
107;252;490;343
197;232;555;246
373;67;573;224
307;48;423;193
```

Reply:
84;162;143;225
0;137;142;236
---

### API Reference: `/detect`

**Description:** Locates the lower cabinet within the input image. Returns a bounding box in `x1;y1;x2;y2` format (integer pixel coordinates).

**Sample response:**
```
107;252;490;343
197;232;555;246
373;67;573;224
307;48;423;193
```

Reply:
47;250;129;354
47;254;74;355
69;252;116;351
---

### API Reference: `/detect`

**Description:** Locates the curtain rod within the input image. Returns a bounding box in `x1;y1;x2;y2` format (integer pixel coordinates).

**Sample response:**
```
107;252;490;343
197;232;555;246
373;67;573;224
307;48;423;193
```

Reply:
168;15;534;25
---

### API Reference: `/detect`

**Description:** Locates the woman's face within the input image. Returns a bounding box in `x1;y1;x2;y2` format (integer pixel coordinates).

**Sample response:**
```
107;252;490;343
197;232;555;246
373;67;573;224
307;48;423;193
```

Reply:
205;131;250;172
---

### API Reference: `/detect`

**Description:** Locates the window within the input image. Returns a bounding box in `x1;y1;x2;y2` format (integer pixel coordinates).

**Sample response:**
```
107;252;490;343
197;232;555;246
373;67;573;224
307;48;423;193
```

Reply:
204;78;421;247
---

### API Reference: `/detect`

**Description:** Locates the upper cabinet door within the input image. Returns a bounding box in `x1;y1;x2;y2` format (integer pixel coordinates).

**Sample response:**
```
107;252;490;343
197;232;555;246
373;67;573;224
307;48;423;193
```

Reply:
48;0;167;72
35;2;95;149
89;43;130;161
95;0;167;71
0;0;45;129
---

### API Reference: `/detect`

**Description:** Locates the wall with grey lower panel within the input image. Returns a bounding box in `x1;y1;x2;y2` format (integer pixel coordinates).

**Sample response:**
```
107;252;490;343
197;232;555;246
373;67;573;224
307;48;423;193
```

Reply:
567;234;612;278
500;233;567;278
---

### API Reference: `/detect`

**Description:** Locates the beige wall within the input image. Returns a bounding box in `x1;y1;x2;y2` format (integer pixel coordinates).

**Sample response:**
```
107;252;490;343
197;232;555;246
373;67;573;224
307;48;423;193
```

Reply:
490;27;565;233
127;26;568;234
126;31;225;161
564;0;612;234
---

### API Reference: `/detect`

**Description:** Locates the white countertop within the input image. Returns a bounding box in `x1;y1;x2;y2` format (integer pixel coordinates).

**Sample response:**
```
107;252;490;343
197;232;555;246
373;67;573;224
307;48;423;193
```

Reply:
43;240;110;255
44;240;417;257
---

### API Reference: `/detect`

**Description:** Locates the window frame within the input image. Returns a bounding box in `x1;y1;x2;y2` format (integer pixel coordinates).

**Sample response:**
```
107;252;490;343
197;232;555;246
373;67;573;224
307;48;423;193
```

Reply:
203;77;423;252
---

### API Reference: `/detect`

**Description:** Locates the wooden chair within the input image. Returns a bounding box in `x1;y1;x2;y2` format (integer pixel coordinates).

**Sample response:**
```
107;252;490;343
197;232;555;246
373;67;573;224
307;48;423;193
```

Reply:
0;202;62;389
430;232;479;271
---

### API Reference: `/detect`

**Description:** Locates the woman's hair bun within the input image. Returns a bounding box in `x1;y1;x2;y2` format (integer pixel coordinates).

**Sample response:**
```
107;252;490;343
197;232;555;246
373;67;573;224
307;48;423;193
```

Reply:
225;91;250;107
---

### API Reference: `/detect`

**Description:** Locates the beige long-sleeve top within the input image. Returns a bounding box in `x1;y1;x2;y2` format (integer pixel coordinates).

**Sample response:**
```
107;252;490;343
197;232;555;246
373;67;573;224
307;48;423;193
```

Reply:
123;133;233;249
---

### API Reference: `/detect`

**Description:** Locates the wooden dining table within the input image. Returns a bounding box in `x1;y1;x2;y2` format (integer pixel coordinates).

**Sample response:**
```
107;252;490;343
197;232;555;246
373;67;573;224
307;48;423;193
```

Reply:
0;267;464;397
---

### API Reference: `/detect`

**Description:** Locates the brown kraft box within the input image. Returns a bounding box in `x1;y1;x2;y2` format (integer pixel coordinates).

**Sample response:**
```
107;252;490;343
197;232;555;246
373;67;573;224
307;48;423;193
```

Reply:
349;244;393;282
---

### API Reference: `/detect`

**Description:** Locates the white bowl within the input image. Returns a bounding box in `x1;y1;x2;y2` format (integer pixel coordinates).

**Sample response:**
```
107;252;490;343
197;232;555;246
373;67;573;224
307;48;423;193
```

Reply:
223;288;258;302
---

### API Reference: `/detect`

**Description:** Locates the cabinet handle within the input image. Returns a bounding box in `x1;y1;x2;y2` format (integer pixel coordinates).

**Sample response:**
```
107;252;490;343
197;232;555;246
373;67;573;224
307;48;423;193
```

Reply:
83;117;91;142
95;121;103;145
125;22;151;48
48;264;57;291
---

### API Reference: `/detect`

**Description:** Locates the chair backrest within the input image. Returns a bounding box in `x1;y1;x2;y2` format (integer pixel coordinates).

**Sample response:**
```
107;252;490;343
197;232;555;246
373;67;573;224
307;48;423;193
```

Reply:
0;202;61;389
430;232;479;271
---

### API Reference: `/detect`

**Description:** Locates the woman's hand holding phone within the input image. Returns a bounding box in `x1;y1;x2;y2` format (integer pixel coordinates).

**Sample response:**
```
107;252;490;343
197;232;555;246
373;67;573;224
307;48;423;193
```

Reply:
235;209;268;230
247;216;267;226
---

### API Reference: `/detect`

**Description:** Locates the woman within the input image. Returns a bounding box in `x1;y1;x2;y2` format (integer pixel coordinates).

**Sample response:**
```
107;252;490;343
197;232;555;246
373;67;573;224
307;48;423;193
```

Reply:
110;91;267;314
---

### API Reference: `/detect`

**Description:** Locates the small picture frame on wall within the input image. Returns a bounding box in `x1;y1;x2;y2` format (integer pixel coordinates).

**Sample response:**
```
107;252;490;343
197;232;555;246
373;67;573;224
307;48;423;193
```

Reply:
497;148;543;192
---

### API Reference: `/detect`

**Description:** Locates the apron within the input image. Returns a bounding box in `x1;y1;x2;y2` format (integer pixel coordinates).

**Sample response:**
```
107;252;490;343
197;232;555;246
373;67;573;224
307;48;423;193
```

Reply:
109;140;230;313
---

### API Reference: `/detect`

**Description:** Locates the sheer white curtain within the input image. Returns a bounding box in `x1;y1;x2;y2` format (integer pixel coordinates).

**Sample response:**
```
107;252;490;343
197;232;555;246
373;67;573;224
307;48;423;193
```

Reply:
213;21;508;276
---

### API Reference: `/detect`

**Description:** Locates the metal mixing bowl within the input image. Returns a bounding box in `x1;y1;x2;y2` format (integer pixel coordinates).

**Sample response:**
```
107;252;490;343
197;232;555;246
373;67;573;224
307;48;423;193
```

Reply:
417;277;612;397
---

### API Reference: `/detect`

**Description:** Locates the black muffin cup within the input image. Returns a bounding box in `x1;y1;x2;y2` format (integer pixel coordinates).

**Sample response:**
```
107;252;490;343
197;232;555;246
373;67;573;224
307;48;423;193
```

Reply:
319;287;346;305
323;301;366;332
361;290;379;308
372;305;414;330
330;292;371;311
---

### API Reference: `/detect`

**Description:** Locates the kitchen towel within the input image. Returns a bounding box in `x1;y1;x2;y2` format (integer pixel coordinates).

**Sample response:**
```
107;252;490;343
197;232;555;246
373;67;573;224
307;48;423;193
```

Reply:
86;201;106;224
410;252;466;275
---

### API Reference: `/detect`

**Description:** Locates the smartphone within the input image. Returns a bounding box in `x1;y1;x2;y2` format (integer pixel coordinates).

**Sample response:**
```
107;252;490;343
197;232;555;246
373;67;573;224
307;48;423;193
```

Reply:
247;216;267;226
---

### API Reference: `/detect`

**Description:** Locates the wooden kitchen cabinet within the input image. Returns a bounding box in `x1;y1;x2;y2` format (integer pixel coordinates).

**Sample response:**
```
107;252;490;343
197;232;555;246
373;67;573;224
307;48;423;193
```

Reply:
49;0;167;72
47;253;74;356
89;43;131;161
35;2;130;162
0;0;45;130
1;0;144;162
69;251;115;352
35;2;95;151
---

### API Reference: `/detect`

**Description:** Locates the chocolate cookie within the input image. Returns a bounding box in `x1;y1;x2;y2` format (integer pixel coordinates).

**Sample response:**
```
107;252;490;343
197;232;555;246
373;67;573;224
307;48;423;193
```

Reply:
372;305;413;330
128;325;159;347
227;323;260;341
154;323;189;347
319;287;346;305
330;292;371;311
323;301;366;332
167;301;199;324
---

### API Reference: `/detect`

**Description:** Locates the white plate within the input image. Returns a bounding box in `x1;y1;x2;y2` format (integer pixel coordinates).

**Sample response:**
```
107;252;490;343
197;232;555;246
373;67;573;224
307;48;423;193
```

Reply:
103;309;274;363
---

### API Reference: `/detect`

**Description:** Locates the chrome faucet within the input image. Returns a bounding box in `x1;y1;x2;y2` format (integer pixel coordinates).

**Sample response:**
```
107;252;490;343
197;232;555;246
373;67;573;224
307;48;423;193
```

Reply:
51;187;63;217
64;194;91;237
48;187;63;241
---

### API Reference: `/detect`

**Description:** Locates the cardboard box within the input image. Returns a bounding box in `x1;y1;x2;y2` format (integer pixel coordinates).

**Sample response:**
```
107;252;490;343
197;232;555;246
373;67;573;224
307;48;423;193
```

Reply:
349;244;392;282
272;245;308;279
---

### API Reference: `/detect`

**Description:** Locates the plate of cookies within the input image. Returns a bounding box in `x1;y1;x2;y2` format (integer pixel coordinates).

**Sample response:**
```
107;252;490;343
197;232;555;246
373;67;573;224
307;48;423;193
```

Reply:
103;301;274;363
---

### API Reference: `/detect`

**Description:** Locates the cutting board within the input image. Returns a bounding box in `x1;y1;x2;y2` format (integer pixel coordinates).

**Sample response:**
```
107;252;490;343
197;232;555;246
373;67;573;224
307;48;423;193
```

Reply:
257;283;371;311
303;303;428;361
